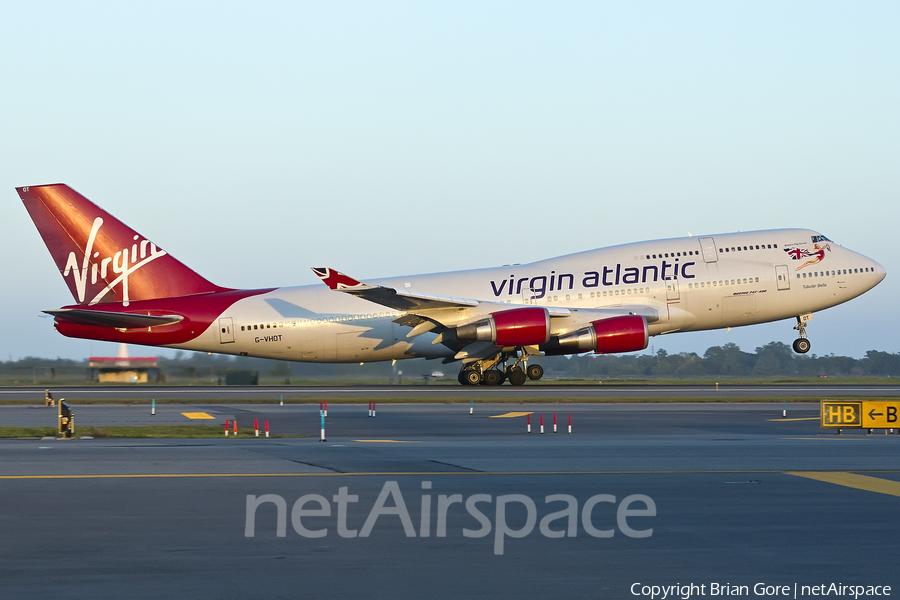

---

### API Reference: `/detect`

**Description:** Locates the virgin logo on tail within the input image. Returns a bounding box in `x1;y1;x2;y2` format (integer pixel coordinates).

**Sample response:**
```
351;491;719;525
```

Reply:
64;217;168;306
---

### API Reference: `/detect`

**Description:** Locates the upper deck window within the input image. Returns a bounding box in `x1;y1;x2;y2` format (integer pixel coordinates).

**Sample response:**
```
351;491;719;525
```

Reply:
811;235;831;243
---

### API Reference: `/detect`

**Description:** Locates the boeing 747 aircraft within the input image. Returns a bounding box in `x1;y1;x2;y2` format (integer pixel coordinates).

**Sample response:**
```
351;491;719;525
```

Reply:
18;184;886;385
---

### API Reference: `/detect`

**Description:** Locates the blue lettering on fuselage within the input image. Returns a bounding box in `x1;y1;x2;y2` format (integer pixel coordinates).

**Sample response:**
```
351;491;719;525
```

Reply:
489;262;696;299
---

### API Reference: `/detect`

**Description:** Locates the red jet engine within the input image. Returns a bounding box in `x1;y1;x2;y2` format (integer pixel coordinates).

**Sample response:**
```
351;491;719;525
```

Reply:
456;307;551;347
553;315;648;354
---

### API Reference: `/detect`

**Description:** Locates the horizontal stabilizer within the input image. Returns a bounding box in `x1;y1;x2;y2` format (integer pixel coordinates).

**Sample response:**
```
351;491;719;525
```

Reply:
45;309;184;329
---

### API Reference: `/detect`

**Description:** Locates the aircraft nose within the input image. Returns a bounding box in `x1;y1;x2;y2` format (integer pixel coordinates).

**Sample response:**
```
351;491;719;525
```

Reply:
874;260;887;284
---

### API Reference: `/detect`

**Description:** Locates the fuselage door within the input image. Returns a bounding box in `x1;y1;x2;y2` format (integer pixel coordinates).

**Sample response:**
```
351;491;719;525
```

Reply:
775;265;790;291
666;278;680;301
698;237;718;263
218;317;235;343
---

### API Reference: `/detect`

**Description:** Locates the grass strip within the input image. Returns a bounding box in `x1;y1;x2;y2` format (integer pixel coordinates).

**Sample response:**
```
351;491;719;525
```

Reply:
0;425;306;439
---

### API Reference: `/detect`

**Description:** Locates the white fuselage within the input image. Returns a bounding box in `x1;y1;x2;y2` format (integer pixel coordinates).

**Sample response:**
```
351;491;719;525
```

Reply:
172;229;885;363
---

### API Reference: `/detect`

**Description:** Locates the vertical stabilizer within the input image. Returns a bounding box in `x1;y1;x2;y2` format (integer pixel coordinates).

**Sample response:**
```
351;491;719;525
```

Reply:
18;184;228;305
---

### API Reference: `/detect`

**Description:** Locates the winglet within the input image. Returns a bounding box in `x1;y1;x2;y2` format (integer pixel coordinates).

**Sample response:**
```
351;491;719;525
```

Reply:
311;267;370;291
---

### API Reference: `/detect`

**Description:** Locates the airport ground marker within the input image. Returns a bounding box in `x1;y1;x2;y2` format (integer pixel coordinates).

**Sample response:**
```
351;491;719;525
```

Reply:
488;412;532;418
182;412;215;420
787;471;900;497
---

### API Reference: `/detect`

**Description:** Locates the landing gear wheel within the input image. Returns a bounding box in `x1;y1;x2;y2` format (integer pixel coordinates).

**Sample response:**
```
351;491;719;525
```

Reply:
458;371;468;385
526;364;544;380
464;370;482;385
792;338;811;354
507;367;527;386
483;370;504;386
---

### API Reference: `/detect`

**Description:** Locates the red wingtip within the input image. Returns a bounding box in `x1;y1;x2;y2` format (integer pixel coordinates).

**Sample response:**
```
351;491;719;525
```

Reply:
311;267;365;291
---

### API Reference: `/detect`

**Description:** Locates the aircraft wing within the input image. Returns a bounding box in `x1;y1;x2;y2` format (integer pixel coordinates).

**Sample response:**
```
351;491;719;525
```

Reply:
311;267;660;361
312;266;571;316
313;267;530;312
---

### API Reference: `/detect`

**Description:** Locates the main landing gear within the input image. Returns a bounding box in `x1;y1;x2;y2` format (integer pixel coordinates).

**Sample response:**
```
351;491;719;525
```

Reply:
792;314;812;354
457;349;545;386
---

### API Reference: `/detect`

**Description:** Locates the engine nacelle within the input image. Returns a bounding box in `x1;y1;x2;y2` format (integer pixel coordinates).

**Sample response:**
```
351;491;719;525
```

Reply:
554;315;648;354
456;307;551;347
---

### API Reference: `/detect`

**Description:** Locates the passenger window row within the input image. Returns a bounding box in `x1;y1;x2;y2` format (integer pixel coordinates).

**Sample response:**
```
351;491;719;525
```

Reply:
721;244;776;253
645;250;697;259
644;243;776;260
688;277;759;289
796;267;872;279
239;311;402;332
546;287;653;302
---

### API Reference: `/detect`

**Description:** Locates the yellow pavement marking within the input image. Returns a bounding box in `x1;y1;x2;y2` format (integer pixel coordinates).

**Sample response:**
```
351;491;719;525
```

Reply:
352;439;419;443
767;417;819;422
489;412;533;418
782;437;869;440
787;471;900;497
3;469;899;481
181;412;215;420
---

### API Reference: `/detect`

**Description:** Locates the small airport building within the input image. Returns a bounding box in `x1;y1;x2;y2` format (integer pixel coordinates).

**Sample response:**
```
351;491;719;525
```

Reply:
88;345;161;383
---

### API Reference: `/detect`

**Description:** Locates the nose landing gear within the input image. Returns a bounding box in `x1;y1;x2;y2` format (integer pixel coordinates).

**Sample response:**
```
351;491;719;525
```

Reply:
792;338;811;354
792;314;812;354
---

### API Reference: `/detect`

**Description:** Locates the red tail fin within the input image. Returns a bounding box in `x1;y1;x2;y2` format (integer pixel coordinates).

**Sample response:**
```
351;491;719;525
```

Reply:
18;184;228;306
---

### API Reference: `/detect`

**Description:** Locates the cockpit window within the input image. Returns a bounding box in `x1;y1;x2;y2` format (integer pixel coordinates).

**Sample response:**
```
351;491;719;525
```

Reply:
811;235;831;243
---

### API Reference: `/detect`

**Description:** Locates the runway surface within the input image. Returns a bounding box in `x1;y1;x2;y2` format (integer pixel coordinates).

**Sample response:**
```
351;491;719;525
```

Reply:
2;403;898;599
3;383;900;401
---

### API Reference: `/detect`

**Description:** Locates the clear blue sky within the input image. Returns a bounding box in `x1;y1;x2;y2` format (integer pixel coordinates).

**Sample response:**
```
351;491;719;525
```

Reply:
1;1;897;361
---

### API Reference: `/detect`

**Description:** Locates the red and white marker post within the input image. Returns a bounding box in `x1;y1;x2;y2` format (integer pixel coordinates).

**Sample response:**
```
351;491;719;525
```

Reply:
324;401;328;418
540;414;544;434
225;419;229;437
553;413;557;433
254;418;259;437
233;420;238;437
527;414;531;434
568;414;572;434
265;420;270;438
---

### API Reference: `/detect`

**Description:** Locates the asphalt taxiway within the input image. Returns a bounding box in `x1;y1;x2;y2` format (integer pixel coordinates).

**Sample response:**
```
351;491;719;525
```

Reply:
1;402;898;599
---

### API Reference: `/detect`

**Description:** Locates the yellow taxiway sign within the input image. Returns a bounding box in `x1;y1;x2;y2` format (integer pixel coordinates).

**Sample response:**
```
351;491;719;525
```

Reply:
860;401;900;428
820;401;899;429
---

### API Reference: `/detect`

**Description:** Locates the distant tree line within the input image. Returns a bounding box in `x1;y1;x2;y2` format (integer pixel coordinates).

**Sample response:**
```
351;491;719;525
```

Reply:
3;342;900;380
540;343;900;379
